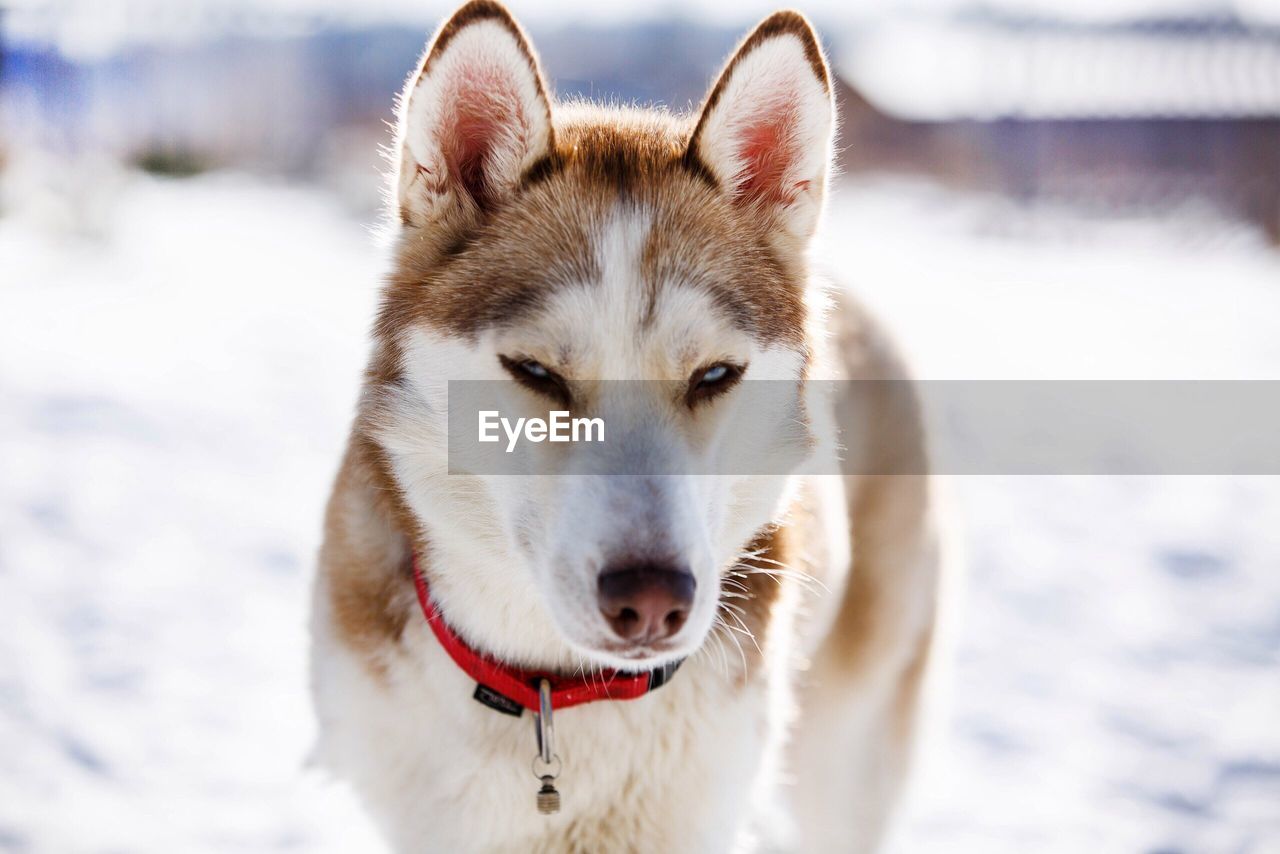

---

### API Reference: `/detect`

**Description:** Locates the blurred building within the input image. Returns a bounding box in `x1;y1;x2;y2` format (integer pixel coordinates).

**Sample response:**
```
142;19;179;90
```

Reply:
0;20;738;178
2;9;1277;239
835;13;1280;241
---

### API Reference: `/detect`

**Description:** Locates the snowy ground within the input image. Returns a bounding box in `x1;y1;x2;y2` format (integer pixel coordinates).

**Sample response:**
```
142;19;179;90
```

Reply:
1;171;1278;852
829;185;1280;854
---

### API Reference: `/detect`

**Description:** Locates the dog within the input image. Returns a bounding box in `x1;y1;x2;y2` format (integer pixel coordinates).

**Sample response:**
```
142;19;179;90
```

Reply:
309;2;947;851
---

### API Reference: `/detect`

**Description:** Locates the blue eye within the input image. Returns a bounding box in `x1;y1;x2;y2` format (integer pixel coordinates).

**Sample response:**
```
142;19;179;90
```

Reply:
688;362;743;405
521;360;550;379
500;355;571;404
700;364;729;384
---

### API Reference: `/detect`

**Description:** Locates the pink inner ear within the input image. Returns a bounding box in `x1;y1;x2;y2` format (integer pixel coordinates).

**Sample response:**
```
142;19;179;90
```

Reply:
441;70;529;212
735;105;801;205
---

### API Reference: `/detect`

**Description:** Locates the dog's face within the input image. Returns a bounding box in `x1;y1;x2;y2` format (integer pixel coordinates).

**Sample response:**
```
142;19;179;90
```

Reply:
370;1;834;670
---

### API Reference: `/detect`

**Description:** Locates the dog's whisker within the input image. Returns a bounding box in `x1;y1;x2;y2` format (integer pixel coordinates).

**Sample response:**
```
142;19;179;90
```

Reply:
709;621;734;679
728;563;828;594
722;608;764;658
722;622;749;675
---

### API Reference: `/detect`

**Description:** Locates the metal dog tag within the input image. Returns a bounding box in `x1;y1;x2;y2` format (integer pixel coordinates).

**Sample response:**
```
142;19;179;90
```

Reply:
532;678;561;815
536;775;561;814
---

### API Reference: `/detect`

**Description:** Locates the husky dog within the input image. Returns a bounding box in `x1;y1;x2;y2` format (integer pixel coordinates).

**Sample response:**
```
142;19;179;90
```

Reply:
309;2;947;851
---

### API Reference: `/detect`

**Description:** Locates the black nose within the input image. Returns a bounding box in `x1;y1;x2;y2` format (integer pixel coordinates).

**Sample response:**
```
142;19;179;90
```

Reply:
597;562;696;644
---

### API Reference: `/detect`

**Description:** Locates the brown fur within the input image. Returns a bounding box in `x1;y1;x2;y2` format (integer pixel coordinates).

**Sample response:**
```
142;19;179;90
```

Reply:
321;437;416;669
825;289;936;676
719;524;789;678
384;109;806;348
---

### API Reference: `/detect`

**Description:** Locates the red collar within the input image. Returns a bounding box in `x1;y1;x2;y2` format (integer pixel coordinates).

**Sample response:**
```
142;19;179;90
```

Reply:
412;557;681;715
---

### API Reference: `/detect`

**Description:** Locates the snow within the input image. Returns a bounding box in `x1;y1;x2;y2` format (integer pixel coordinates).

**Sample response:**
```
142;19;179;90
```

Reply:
2;171;1278;851
821;181;1280;852
0;173;384;852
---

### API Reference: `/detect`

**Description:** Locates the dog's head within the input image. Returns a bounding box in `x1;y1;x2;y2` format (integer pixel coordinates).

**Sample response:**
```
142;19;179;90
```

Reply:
369;0;834;670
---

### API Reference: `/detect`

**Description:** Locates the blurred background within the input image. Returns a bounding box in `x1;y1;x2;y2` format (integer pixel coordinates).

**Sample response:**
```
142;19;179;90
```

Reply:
1;0;1278;851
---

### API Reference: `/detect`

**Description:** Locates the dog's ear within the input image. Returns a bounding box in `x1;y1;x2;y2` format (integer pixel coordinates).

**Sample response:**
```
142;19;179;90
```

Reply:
685;11;834;243
394;0;553;228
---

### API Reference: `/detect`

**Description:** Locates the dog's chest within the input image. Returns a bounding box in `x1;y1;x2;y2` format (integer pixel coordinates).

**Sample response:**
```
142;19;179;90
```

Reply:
320;623;774;853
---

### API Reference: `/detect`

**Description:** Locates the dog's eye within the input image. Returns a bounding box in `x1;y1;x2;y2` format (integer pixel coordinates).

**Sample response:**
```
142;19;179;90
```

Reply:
499;355;570;405
687;361;744;406
700;364;729;384
520;360;549;379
